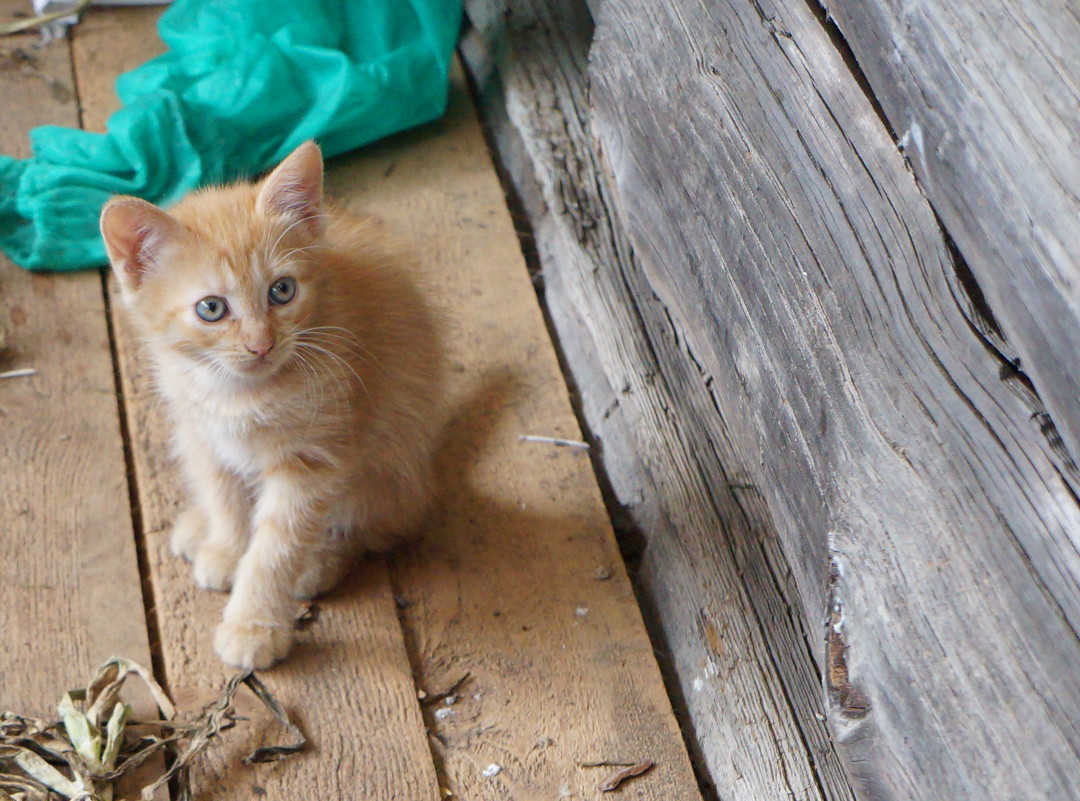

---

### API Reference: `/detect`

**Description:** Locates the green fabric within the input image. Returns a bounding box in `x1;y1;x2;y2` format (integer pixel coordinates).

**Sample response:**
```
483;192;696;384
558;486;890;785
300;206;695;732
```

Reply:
0;0;461;271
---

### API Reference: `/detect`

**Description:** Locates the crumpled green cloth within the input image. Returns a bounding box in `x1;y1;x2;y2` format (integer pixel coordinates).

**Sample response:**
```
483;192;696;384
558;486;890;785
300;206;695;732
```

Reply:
0;0;461;271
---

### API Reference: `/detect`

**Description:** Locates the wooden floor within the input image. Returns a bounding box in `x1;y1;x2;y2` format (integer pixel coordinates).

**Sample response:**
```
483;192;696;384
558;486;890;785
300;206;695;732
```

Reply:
0;5;701;800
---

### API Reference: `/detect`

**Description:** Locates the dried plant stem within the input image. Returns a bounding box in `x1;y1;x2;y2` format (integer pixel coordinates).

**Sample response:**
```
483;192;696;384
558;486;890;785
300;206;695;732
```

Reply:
0;0;92;36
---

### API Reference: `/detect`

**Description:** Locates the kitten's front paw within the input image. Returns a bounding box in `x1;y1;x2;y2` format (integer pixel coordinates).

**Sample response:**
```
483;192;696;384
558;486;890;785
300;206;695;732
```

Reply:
214;619;293;670
170;506;207;561
193;542;242;592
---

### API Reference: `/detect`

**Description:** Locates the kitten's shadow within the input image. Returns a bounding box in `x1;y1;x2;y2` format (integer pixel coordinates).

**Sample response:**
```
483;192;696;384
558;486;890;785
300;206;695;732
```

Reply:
386;362;608;652
351;362;601;628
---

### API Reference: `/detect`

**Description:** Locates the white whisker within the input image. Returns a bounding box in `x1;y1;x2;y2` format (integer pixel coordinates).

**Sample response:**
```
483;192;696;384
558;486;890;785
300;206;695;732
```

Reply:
294;341;369;401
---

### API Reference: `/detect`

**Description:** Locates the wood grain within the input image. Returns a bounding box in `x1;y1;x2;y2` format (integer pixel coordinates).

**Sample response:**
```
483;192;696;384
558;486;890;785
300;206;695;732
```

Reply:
822;0;1080;469
0;0;158;723
71;8;441;800
581;0;1080;798
460;2;857;800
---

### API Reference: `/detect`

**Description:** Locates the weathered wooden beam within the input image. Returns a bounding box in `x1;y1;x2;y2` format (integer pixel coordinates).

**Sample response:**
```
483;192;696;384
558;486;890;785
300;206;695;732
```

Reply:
465;0;1080;797
462;2;856;800
584;0;1080;798
820;0;1080;468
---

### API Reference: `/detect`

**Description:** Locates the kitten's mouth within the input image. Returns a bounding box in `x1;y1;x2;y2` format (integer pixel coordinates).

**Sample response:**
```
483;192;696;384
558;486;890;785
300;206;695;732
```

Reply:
234;353;280;377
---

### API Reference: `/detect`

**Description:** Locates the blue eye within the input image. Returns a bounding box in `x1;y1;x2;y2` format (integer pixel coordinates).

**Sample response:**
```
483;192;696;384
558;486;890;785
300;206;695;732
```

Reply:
269;276;297;305
195;296;228;322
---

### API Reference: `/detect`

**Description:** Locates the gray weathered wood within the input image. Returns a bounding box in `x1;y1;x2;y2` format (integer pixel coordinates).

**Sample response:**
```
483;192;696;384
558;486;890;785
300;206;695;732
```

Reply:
467;0;1080;797
584;0;1080;798
462;2;857;800
821;0;1080;469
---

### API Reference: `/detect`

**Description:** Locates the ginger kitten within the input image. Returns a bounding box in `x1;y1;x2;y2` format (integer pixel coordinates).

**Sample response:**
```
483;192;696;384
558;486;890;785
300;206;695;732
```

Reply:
101;142;443;669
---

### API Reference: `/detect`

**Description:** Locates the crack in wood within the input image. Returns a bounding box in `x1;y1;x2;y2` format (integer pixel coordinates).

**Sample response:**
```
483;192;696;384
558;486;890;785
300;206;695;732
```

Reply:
825;554;869;721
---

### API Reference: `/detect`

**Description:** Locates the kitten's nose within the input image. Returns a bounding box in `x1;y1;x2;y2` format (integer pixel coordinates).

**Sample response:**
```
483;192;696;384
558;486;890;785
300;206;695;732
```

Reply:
246;339;274;357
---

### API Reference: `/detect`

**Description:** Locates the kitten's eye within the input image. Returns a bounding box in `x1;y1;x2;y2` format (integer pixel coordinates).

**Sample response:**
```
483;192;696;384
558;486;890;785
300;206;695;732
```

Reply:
195;296;228;322
269;276;297;306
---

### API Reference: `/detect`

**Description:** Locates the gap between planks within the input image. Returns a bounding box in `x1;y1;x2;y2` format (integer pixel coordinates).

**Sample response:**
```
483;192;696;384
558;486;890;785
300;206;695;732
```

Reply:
97;264;169;692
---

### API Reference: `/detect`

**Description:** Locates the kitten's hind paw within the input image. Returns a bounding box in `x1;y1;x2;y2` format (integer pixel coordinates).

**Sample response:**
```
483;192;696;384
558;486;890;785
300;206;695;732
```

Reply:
170;506;207;561
214;619;293;670
193;542;242;592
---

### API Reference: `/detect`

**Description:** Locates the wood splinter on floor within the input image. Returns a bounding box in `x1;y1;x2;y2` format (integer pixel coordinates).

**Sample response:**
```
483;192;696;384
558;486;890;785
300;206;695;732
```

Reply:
598;760;656;792
0;367;36;380
518;434;590;449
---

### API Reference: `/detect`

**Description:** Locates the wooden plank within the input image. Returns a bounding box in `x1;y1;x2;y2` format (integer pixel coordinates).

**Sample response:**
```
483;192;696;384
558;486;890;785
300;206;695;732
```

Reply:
581;0;1080;798
70;8;441;800
460;3;858;801
0;5;157;723
340;66;704;801
821;0;1080;467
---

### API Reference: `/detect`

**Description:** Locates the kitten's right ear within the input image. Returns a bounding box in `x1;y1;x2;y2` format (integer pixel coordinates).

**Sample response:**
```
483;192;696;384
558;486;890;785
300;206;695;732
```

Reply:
256;141;324;236
100;196;179;292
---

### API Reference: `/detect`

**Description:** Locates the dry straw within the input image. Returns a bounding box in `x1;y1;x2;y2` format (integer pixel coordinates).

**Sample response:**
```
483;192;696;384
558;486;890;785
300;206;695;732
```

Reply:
1;657;305;801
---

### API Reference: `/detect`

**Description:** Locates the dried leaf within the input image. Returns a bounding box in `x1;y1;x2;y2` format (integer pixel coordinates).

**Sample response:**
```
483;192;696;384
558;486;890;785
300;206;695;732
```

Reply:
101;702;130;771
58;692;100;771
2;745;85;798
598;760;655;792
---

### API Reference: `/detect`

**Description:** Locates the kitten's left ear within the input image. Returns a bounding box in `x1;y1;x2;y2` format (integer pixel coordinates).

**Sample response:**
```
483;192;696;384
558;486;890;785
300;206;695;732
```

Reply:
256;140;324;236
100;196;180;294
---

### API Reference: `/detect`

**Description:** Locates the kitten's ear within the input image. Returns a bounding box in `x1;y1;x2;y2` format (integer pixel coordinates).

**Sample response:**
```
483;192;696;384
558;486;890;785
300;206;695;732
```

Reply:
100;197;179;293
256;140;324;236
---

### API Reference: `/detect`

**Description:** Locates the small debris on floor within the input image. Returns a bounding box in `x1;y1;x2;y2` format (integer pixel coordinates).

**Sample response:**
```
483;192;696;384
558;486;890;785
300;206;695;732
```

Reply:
593;565;613;580
575;606;589;617
598;760;656;793
518;434;590;449
0;367;36;380
421;672;472;706
482;763;502;778
434;707;455;721
1;0;93;38
295;602;321;630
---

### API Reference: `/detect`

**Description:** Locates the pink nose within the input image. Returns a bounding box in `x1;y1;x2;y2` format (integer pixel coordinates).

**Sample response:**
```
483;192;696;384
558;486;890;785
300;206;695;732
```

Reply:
246;340;274;357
